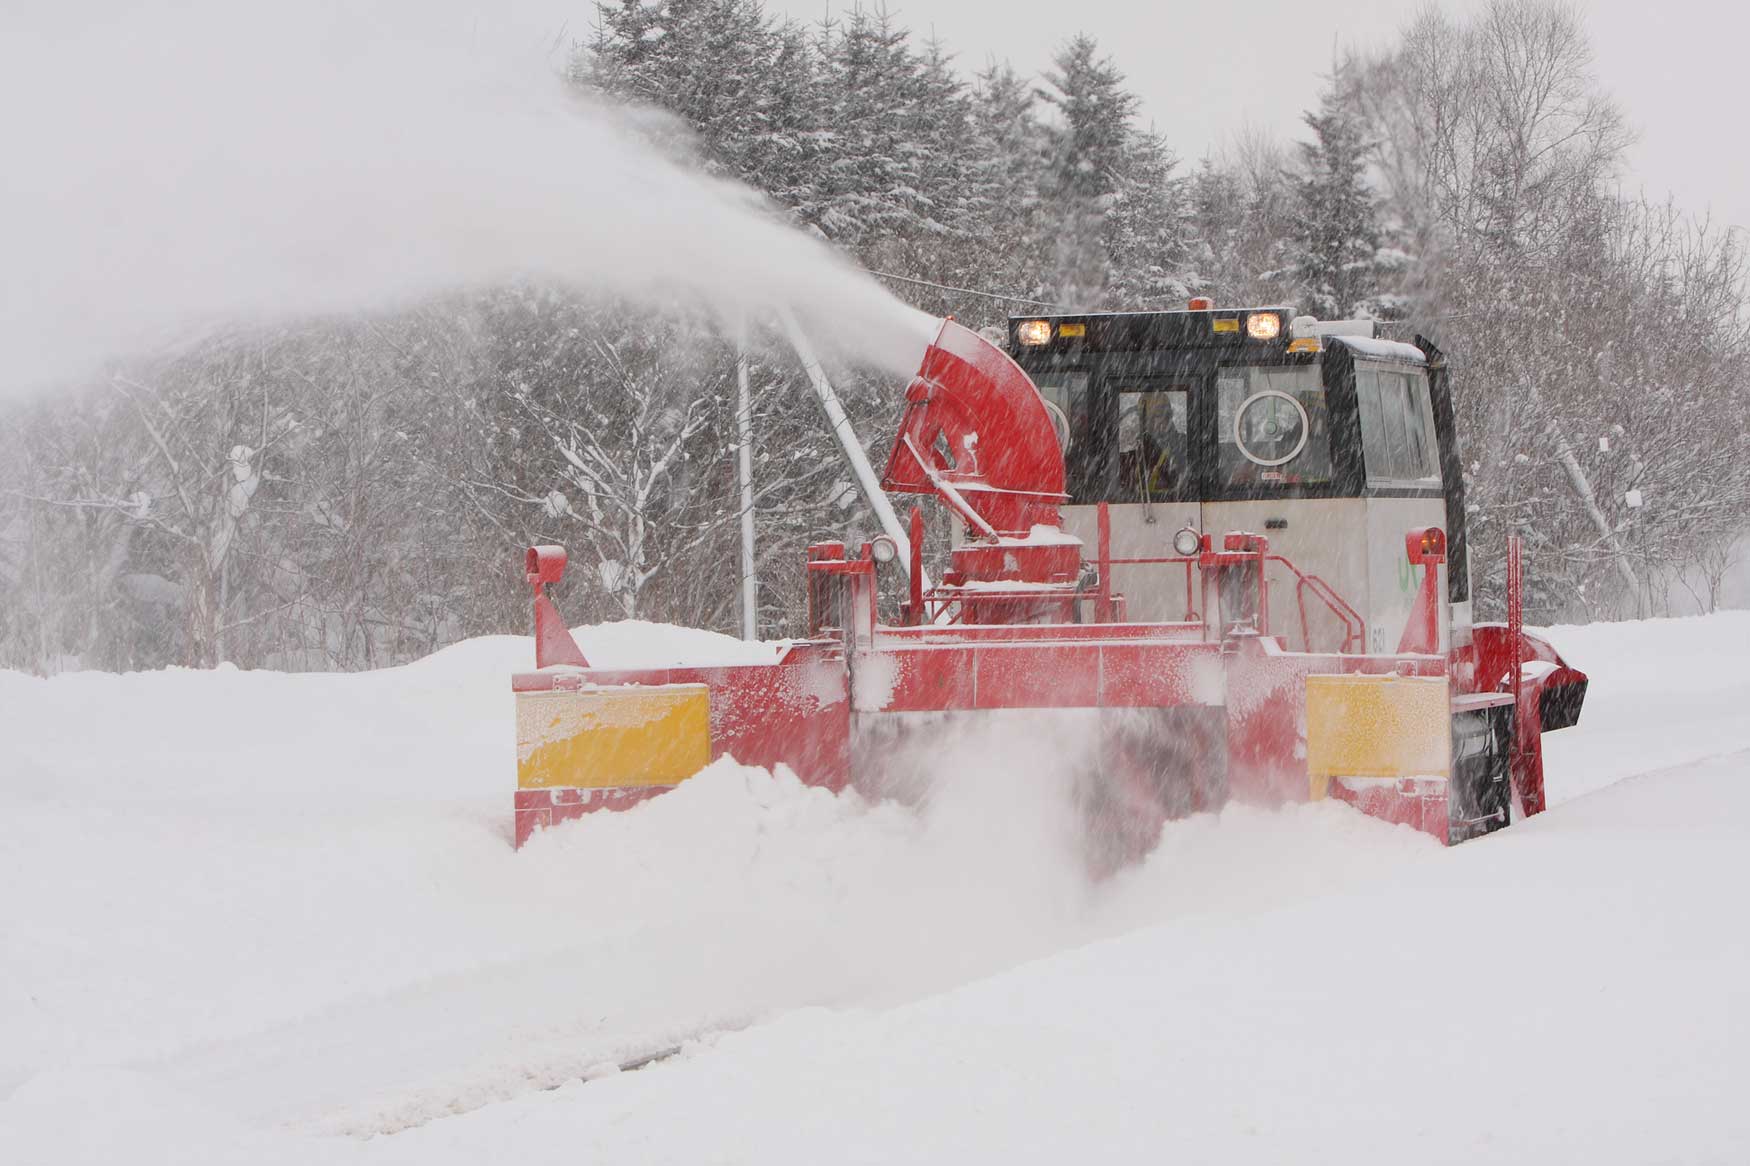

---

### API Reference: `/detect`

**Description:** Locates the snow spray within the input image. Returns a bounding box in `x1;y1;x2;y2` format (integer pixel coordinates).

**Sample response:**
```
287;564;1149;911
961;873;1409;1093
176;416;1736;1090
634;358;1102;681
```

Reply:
0;0;937;397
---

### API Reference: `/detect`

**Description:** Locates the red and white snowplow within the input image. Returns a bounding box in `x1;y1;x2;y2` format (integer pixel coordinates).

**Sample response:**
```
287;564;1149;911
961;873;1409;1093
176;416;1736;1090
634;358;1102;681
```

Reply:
511;307;1587;860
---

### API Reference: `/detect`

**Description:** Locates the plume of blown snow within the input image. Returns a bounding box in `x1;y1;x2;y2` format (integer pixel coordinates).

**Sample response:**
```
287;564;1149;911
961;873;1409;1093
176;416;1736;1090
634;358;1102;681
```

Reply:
0;0;936;397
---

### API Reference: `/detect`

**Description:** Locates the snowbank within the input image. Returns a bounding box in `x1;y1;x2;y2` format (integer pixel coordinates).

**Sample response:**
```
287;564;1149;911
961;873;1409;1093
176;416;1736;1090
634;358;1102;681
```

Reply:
397;750;1750;1166
2;612;1747;1163
1538;609;1750;803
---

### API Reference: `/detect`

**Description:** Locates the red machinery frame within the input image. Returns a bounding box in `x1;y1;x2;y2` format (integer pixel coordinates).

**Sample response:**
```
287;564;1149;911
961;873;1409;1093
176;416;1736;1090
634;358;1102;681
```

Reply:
513;320;1586;851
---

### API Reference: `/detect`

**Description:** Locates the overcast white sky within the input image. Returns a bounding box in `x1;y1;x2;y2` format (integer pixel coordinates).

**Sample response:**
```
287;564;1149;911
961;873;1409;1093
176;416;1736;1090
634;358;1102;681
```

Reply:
767;0;1749;233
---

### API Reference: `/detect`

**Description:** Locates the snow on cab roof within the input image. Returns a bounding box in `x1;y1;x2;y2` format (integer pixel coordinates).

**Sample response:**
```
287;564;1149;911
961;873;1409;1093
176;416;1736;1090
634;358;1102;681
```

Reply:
1331;335;1427;364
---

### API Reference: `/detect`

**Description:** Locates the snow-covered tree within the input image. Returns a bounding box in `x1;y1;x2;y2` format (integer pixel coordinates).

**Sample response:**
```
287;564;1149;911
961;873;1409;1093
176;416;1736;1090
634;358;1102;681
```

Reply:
1104;126;1193;306
1038;34;1137;308
1187;133;1297;307
6;0;1747;676
1361;0;1748;619
962;61;1053;308
1287;57;1382;319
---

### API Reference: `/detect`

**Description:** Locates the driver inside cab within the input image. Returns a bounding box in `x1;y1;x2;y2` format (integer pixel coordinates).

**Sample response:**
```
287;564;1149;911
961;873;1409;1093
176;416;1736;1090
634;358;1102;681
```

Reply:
1119;393;1185;501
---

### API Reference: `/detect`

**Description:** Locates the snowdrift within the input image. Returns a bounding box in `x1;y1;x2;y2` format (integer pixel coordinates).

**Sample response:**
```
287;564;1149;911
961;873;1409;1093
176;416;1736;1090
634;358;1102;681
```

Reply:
2;612;1748;1163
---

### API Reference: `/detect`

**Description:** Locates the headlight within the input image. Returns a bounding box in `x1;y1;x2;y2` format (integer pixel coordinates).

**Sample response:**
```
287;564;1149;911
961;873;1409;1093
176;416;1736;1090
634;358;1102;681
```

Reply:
870;535;899;564
1173;527;1202;557
1016;319;1051;346
1246;312;1282;340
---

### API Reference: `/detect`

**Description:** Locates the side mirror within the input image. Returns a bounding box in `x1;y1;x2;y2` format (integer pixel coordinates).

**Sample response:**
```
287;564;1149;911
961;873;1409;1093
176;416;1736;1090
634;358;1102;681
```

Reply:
526;545;568;587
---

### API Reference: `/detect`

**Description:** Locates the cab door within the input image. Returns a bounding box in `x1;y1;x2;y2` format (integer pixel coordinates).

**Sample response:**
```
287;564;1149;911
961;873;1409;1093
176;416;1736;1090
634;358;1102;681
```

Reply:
1198;361;1367;653
1350;358;1448;653
1052;375;1200;622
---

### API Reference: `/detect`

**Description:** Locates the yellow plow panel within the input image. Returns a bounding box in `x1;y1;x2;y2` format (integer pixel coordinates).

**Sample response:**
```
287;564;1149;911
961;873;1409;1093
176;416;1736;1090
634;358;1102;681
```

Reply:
1305;674;1450;799
516;684;710;790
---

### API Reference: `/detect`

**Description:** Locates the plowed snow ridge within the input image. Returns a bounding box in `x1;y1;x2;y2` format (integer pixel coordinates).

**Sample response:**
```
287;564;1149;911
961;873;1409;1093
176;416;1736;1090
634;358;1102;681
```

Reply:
2;612;1747;1164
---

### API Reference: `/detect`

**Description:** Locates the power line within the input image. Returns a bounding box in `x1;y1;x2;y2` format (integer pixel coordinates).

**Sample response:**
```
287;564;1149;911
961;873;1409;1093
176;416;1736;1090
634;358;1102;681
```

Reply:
871;266;1497;323
867;268;1064;310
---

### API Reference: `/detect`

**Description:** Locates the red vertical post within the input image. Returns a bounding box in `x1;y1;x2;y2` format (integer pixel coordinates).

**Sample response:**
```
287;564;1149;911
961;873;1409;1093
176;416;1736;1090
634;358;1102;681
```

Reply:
1507;534;1524;692
1506;533;1545;816
907;505;925;626
1419;559;1441;646
1254;535;1270;638
1096;501;1113;623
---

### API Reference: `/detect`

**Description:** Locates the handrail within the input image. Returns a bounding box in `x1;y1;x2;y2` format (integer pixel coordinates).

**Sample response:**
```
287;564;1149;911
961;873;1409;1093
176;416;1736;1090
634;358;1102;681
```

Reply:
922;586;1077;625
1300;576;1365;653
1266;556;1365;653
945;520;1364;651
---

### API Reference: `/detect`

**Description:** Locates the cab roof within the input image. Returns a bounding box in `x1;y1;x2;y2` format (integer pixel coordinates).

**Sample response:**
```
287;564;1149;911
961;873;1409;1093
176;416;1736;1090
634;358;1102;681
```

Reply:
1006;308;1425;364
1007;307;1299;354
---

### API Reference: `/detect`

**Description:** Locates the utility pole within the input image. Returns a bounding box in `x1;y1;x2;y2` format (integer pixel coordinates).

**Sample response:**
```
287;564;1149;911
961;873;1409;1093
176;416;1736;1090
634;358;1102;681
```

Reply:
735;342;758;641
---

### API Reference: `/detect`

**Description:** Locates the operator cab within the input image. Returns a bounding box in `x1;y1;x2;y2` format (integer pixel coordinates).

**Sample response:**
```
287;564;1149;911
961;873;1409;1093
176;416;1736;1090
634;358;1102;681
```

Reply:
1007;304;1471;653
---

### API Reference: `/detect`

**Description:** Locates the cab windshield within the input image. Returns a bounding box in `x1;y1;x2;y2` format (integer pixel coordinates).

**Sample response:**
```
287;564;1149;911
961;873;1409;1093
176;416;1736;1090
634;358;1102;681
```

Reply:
1030;357;1336;503
1215;364;1332;487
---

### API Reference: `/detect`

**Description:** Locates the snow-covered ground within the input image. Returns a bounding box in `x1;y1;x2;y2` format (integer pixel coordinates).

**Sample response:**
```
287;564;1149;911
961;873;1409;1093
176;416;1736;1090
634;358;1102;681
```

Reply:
3;612;1748;1163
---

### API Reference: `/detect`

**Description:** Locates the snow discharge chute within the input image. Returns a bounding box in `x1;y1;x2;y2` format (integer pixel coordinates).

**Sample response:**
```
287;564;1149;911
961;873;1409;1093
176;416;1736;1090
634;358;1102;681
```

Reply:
880;317;1068;538
511;305;1587;865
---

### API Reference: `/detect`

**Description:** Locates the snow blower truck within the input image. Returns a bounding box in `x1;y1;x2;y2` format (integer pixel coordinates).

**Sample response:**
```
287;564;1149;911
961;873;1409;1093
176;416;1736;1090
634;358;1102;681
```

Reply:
510;303;1587;862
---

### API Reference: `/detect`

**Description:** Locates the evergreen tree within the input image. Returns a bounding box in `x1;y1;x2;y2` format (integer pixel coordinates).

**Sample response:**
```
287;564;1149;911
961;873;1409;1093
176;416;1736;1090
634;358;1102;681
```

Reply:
754;24;828;226
1104;126;1192;306
1037;35;1192;310
907;39;978;245
967;61;1051;304
1287;57;1382;318
812;8;929;248
584;0;809;189
1188;137;1297;307
863;35;984;312
1038;34;1137;308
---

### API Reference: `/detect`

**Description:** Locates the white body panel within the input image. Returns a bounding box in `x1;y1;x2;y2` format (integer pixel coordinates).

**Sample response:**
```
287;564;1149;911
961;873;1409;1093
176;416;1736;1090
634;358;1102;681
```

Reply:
1058;496;1448;654
1360;497;1449;653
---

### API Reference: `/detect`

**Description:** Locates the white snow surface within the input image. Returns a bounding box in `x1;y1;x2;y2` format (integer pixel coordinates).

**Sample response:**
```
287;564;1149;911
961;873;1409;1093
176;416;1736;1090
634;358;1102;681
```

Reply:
567;620;786;668
993;524;1084;547
3;611;1749;1162
1332;334;1428;363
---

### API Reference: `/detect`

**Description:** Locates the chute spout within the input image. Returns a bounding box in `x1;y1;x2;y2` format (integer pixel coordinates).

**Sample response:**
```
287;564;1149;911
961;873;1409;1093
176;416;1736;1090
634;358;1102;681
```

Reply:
880;319;1067;536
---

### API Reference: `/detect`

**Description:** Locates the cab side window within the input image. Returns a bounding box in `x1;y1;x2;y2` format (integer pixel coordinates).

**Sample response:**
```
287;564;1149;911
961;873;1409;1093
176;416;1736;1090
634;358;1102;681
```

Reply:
1355;363;1439;484
1114;383;1190;502
1215;364;1333;487
1034;371;1095;500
